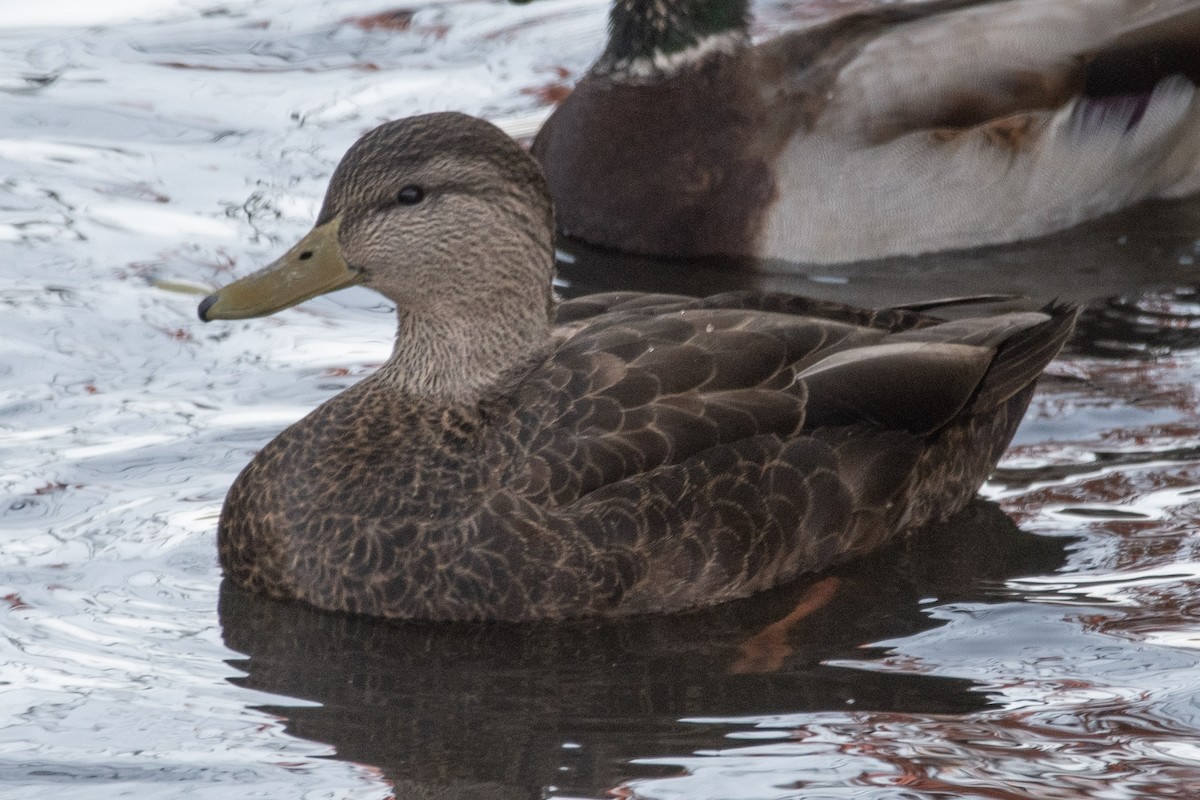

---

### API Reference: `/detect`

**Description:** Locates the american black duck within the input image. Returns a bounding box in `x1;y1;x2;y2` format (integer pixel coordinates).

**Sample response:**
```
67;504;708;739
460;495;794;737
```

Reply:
532;0;1200;263
199;112;1074;621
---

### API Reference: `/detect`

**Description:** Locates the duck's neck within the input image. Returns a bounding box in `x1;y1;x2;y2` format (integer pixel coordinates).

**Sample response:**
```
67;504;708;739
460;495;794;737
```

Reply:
374;304;548;404
371;252;554;406
597;0;750;82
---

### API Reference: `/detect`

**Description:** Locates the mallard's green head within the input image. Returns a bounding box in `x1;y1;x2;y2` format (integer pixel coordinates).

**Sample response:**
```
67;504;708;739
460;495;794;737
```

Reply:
598;0;751;80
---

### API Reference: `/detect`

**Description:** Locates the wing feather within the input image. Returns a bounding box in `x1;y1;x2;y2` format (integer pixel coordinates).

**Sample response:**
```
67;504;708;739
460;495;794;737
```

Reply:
506;298;1073;522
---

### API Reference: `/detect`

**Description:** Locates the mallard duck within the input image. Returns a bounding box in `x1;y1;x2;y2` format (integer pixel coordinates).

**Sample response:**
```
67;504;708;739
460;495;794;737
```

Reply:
532;0;1200;263
199;112;1074;621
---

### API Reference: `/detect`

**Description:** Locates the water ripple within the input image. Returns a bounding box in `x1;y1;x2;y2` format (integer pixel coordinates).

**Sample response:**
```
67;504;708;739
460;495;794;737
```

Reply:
5;1;1200;799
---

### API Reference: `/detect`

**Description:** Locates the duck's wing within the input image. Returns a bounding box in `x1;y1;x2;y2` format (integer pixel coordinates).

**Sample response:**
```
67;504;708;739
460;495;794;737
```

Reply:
507;305;878;504
506;297;1071;506
798;305;1076;435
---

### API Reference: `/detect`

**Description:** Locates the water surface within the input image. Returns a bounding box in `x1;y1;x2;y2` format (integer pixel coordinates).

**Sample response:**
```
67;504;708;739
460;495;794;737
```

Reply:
3;1;1200;798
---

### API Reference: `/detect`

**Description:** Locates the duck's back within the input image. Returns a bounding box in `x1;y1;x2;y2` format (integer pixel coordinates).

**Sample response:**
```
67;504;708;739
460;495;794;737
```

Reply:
471;293;1074;617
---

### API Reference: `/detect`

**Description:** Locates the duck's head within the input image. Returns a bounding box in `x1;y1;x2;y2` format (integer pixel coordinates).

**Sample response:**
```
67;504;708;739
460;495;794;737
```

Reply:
199;112;555;325
599;0;751;80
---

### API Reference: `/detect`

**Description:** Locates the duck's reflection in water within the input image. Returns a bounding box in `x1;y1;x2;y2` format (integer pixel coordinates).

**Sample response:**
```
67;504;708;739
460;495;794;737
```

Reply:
219;500;1069;800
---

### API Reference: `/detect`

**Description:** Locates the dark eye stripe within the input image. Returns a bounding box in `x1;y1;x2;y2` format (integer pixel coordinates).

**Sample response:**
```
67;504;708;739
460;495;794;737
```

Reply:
396;185;424;205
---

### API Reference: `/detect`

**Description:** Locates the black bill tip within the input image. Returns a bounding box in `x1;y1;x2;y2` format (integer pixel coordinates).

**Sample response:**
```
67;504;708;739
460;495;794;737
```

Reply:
198;294;218;322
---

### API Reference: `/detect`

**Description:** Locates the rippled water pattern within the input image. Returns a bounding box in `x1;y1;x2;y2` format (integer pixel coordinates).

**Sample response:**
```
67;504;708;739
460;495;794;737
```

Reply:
3;1;1200;798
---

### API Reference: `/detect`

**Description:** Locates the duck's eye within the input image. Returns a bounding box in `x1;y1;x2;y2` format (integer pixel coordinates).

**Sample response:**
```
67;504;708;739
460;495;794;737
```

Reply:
396;185;425;205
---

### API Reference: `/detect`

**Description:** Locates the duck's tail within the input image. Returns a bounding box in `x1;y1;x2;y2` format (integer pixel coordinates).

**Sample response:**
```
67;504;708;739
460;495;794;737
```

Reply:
885;301;1075;414
965;301;1078;415
893;302;1076;529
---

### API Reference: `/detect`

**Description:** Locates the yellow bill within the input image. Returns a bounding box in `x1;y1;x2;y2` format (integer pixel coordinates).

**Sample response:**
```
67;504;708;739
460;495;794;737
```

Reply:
198;217;361;321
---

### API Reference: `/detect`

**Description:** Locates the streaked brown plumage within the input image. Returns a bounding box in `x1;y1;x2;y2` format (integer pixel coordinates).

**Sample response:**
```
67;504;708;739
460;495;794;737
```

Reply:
199;112;1074;621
